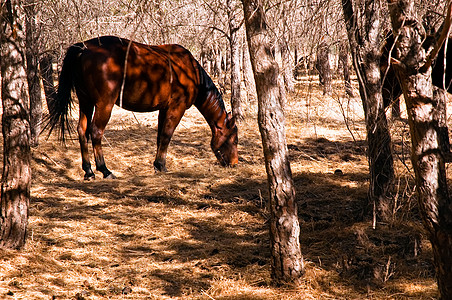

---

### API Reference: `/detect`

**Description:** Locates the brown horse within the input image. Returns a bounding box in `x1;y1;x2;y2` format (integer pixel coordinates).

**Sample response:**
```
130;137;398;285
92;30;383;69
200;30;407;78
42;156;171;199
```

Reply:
46;36;238;180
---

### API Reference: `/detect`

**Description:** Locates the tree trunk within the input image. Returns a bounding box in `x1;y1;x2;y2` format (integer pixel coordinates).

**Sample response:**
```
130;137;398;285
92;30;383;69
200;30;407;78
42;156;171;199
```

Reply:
242;36;257;106
339;43;353;97
433;87;451;158
227;0;243;122
387;1;452;298
0;0;32;249
342;0;394;224
39;54;56;108
316;41;332;95
242;0;304;284
281;43;295;94
25;0;42;147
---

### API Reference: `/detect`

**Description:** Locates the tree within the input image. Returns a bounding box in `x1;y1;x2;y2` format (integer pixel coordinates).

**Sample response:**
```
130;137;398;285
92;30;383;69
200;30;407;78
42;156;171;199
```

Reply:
339;41;353;97
0;0;32;249
241;0;304;284
387;0;452;298
25;0;42;147
342;0;395;225
227;0;244;122
315;41;332;95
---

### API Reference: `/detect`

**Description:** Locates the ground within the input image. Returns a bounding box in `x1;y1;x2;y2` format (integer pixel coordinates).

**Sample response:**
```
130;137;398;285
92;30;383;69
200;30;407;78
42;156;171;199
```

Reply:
0;77;442;299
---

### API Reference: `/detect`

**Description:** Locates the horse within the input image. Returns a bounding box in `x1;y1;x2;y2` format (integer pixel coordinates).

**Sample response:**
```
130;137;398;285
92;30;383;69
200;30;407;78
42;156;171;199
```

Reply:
45;36;238;180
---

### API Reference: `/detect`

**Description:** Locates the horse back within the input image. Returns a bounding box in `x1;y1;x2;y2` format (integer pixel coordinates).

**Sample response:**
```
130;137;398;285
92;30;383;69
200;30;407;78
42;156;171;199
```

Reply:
75;36;201;112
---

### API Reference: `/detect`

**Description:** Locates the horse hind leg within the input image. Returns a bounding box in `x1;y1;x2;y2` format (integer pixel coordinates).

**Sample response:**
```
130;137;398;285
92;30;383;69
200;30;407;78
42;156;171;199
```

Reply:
78;107;95;180
91;104;116;179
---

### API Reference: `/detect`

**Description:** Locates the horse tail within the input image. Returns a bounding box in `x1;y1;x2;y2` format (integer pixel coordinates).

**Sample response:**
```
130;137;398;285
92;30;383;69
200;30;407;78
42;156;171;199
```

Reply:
45;43;84;142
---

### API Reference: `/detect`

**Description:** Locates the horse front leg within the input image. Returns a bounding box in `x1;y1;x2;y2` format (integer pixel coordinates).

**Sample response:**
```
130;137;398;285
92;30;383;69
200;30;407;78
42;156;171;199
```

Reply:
154;108;184;172
78;109;95;180
91;106;116;179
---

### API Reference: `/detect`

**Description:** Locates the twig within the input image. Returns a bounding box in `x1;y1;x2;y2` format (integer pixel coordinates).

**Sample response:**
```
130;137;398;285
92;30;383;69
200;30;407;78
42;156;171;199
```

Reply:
420;1;452;73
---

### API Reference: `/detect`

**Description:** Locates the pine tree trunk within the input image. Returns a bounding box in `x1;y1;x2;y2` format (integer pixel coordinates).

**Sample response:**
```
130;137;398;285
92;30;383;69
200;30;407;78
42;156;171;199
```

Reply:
387;1;452;298
25;0;42;147
242;0;304;284
0;0;32;249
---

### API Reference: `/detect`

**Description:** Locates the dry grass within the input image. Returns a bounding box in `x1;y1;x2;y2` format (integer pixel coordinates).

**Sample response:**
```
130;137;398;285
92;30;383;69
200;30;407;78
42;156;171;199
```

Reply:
0;78;443;299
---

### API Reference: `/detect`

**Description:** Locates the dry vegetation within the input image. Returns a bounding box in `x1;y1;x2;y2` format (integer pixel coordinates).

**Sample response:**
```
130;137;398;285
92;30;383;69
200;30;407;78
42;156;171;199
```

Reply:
0;78;443;299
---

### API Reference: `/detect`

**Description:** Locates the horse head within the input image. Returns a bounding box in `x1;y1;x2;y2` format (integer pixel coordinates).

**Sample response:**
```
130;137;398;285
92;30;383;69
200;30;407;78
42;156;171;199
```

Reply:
211;113;238;167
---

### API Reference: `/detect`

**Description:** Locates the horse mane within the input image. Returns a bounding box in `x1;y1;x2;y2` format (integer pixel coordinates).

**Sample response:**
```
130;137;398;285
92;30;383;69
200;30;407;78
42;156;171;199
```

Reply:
195;63;226;113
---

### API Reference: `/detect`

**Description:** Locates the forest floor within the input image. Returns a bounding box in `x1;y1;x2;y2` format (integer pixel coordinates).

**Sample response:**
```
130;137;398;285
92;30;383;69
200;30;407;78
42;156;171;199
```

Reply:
0;77;443;299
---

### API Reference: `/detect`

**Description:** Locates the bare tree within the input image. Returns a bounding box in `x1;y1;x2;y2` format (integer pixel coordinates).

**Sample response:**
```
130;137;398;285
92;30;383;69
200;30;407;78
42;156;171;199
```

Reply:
242;0;304;284
316;41;332;95
339;42;353;97
227;0;244;122
0;0;32;249
25;0;42;147
387;0;452;298
342;0;394;224
242;36;257;106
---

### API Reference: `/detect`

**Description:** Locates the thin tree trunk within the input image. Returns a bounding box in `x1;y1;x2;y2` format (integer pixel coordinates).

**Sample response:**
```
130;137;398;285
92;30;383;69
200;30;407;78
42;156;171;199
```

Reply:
387;1;452;298
281;43;295;94
339;43;353;97
242;36;257;107
342;0;394;224
242;0;304;284
433;87;451;158
0;0;32;249
25;0;42;147
316;41;332;95
228;0;243;122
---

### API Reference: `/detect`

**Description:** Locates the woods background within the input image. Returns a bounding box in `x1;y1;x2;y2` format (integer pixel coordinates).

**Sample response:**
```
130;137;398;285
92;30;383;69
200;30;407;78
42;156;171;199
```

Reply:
1;0;452;299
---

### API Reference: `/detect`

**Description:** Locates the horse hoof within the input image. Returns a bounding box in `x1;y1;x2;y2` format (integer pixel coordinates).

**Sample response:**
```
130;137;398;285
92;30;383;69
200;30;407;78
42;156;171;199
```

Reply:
104;172;116;179
84;173;95;181
153;161;168;172
154;166;168;173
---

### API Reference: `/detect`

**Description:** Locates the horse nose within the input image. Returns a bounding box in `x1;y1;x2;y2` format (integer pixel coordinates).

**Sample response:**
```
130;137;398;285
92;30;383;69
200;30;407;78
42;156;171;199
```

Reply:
229;157;238;167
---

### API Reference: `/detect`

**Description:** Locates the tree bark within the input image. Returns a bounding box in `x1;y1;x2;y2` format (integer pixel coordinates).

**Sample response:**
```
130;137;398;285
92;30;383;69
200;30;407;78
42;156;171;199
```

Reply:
339;42;353;97
387;1;452;298
242;36;257;106
342;0;394;224
242;0;304;284
227;0;243;122
281;42;295;94
0;0;32;249
25;0;42;147
316;41;332;95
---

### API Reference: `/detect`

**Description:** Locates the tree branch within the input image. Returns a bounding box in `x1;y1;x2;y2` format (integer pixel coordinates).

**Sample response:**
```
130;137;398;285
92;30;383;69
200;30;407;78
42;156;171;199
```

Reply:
420;1;452;73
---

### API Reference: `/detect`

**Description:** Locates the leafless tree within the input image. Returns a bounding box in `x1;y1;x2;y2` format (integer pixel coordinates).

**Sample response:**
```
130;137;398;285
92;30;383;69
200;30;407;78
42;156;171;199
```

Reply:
0;0;32;249
342;0;394;224
227;0;244;121
25;0;42;147
242;0;304;284
387;0;452;298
